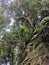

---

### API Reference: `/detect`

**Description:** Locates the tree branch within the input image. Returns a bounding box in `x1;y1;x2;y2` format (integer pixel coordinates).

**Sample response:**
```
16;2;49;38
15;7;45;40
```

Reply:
15;15;32;25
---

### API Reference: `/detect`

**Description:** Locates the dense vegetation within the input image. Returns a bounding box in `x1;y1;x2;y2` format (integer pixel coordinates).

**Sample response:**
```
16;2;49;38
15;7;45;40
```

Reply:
0;0;49;65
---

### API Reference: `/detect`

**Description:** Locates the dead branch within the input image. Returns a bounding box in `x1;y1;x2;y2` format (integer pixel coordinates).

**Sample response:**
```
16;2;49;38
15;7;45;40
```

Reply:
15;15;32;25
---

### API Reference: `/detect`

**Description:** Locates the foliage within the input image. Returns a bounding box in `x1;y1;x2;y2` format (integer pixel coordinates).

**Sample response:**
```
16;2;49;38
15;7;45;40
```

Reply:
0;0;49;65
0;40;9;61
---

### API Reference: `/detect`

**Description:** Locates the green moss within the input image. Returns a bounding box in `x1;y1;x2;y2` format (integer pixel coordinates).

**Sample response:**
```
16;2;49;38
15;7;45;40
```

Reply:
36;43;48;55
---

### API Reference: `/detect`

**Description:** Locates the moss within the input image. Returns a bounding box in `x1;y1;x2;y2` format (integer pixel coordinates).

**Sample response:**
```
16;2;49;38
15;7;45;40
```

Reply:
36;43;48;55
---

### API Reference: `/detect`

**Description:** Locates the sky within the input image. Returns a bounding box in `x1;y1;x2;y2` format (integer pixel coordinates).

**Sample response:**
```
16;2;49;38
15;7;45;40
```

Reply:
0;17;15;39
0;0;15;35
5;17;15;32
0;0;23;39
